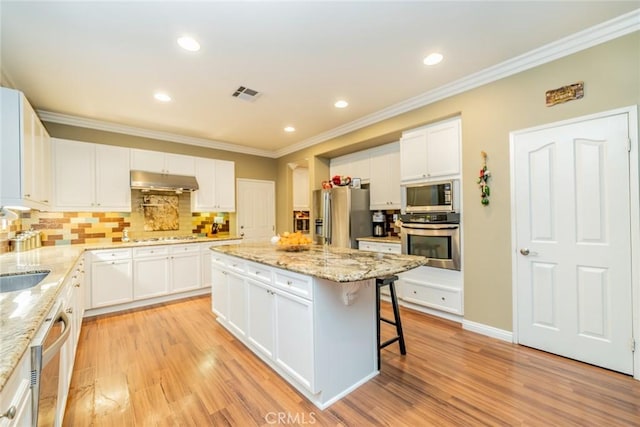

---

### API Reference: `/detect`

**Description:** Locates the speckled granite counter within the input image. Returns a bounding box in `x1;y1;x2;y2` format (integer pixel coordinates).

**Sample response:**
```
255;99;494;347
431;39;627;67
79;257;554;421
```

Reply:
211;243;424;282
0;235;240;393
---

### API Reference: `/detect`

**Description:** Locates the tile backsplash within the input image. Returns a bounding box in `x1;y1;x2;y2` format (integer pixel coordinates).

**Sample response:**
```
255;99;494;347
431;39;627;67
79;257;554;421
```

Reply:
8;191;230;246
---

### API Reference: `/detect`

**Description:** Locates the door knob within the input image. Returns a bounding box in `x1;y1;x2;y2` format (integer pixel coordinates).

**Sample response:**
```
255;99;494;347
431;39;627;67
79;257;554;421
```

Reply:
520;248;530;256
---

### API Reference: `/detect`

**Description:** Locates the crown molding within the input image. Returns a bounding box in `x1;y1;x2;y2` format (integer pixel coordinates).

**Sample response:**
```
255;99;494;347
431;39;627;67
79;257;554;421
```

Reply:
274;8;640;158
37;110;278;158
37;9;639;160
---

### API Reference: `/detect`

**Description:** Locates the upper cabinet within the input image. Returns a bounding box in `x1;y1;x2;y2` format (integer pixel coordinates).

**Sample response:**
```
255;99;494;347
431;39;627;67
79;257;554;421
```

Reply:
191;158;236;212
330;150;370;182
400;118;461;183
292;167;309;211
0;88;51;210
130;149;195;176
369;142;400;210
52;138;131;211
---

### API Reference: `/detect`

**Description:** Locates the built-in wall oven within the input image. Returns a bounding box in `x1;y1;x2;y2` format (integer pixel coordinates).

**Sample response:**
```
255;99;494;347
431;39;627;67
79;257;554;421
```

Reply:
31;301;70;427
400;212;461;271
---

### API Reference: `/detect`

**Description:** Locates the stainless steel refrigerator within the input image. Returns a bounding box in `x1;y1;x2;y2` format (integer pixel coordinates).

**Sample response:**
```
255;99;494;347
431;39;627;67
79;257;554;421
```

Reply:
313;186;370;248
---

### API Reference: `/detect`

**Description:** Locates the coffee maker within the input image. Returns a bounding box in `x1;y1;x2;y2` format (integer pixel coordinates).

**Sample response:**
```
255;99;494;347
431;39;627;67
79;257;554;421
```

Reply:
372;211;386;237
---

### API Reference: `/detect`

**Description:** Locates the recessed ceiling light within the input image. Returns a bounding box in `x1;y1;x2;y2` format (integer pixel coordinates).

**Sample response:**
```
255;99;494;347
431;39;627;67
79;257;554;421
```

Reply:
284;126;295;133
334;100;349;108
177;36;200;52
423;52;443;66
154;92;172;102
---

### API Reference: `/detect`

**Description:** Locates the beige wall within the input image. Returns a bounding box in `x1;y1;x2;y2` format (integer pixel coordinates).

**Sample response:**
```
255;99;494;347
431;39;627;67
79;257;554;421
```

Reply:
277;32;640;331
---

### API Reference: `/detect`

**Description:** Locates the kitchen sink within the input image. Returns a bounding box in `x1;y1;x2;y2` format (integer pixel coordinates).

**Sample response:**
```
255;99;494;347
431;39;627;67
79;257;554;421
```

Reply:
0;270;51;293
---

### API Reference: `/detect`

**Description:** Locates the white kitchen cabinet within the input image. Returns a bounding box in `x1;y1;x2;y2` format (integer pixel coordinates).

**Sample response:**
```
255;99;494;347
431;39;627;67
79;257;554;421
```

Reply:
398;266;463;316
211;256;229;320
90;249;133;308
52;138;131;211
227;271;247;338
1;87;51;210
133;246;170;299
330;150;370;182
130;148;195;176
192;157;236;212
274;288;315;392
400;118;461;183
292;167;309;211
369;142;401;209
246;278;276;359
169;244;201;293
0;349;31;427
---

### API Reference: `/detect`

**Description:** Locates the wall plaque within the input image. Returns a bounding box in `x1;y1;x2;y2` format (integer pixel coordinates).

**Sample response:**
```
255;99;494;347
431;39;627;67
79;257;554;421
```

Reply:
546;81;584;106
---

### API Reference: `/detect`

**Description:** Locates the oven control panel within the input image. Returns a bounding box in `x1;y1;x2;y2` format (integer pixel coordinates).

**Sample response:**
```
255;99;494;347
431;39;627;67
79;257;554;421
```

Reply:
400;212;459;224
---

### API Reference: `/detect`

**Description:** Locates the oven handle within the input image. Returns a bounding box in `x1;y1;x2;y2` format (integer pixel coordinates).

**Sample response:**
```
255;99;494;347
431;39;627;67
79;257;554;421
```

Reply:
401;223;459;230
42;311;71;367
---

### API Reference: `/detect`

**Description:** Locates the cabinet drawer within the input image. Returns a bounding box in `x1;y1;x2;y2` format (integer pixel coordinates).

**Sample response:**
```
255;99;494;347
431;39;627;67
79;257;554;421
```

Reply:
400;279;461;314
274;271;312;300
133;246;169;258
358;242;376;252
170;243;200;254
246;261;272;284
91;248;131;261
378;243;401;254
226;258;245;274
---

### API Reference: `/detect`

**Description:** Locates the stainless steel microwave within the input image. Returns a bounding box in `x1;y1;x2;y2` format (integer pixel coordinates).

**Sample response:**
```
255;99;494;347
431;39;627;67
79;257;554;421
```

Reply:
404;180;457;213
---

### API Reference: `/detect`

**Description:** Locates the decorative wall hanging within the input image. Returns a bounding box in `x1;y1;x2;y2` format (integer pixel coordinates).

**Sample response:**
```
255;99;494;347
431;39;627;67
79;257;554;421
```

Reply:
141;194;179;231
478;151;491;206
545;81;584;106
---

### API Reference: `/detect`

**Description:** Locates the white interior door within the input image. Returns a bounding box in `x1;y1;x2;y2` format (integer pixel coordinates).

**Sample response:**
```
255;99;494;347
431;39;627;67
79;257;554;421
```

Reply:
512;111;633;374
236;179;275;242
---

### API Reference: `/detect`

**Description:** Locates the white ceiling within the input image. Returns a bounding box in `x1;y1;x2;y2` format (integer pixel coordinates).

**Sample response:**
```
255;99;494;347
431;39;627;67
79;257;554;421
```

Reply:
1;1;638;157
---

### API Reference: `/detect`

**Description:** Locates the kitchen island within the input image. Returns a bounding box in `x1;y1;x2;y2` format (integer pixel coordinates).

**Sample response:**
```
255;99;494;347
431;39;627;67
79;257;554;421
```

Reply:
209;243;425;409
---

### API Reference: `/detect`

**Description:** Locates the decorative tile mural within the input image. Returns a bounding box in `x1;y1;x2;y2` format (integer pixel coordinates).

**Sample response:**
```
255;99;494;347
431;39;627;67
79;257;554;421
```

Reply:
142;194;179;231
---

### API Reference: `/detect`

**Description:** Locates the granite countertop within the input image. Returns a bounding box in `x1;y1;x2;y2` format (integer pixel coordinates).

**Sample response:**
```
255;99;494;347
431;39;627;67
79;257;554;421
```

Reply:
0;235;240;393
211;243;425;282
356;236;401;244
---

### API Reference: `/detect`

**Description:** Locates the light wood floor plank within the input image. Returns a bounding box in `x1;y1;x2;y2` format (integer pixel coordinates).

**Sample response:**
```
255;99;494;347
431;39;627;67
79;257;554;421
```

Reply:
64;295;640;426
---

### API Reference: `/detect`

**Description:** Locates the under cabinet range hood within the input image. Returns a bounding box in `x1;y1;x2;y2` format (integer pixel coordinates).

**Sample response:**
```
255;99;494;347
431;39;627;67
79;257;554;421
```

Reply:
130;170;199;193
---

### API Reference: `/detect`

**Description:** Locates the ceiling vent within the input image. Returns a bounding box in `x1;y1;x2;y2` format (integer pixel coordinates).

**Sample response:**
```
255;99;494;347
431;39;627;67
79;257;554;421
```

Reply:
232;86;261;102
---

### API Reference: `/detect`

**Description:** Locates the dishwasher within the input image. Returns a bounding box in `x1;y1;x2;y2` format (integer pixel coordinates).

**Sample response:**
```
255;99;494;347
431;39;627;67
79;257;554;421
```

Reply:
31;301;70;427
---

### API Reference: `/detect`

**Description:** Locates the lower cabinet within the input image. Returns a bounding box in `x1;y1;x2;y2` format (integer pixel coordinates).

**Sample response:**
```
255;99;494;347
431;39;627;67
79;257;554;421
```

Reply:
273;290;314;391
246;278;275;358
398;266;463;316
212;257;318;395
210;253;377;409
0;351;31;427
169;244;201;293
227;271;247;338
133;246;170;299
90;249;133;308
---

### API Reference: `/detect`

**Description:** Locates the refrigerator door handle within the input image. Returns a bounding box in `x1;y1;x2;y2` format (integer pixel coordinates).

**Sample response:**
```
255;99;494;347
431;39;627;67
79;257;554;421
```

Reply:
323;191;331;244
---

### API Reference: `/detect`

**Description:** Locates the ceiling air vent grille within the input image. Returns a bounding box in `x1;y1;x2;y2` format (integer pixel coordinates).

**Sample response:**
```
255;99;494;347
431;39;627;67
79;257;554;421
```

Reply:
232;86;261;102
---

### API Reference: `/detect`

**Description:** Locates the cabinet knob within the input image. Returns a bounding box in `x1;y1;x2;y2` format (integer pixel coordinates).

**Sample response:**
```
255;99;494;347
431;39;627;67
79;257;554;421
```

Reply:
286;280;293;286
24;193;31;197
0;405;16;420
66;307;73;314
74;283;81;288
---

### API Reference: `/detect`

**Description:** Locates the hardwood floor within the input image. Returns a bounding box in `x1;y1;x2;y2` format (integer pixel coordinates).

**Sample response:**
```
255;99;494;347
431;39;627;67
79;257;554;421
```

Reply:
63;295;640;426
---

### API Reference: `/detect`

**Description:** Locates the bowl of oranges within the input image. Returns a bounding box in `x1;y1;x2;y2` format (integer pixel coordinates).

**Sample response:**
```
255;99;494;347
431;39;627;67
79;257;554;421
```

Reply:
273;231;313;252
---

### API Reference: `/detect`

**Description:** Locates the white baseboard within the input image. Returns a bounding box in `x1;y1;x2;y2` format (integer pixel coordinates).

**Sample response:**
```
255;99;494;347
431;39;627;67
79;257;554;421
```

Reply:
462;319;513;342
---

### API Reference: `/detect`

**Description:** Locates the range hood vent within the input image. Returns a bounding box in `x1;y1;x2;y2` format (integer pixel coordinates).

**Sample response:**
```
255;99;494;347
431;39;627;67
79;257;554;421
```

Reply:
130;170;199;193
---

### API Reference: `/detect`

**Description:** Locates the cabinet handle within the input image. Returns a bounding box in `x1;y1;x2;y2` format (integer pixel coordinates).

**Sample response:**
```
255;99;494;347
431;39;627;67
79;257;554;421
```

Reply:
42;200;49;203
286;280;293;286
441;297;446;301
66;307;73;314
74;283;81;288
413;290;417;294
24;193;31;197
0;405;16;420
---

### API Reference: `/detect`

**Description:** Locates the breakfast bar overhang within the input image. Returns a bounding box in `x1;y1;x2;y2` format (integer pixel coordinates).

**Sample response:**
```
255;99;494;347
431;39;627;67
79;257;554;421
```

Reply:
209;243;425;409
